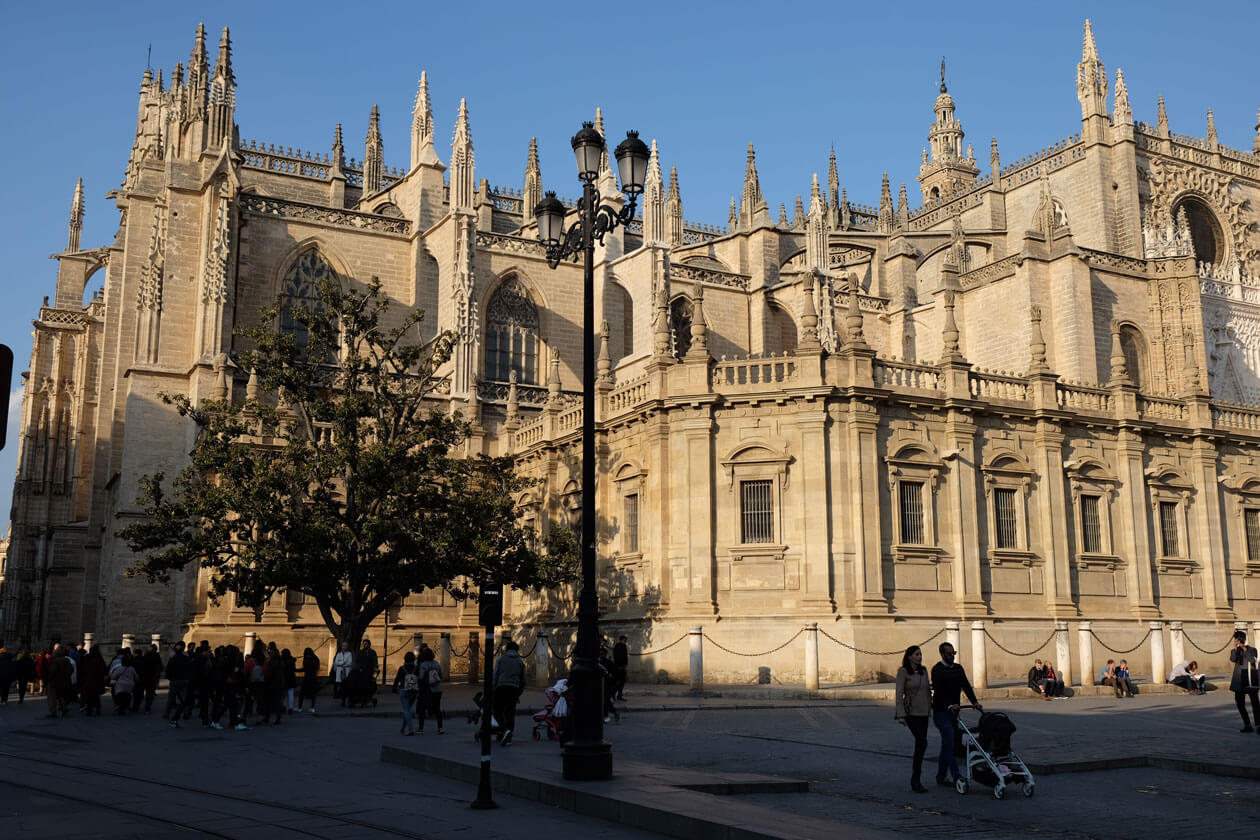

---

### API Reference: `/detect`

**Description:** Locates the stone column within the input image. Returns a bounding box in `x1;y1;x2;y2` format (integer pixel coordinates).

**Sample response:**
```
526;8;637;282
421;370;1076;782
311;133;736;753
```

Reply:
83;632;94;652
121;633;135;652
1035;423;1077;617
243;631;256;654
412;632;424;660
970;621;987;690
1168;621;1185;667
946;415;985;616
468;631;480;684
1117;431;1157;617
439;632;451;681
1078;621;1094;686
1054;621;1072;688
849;402;886;613
1252;622;1260;646
1148;622;1166;687
804;623;819;690
536;630;551;686
689;626;704;692
945;621;961;657
150;633;162;652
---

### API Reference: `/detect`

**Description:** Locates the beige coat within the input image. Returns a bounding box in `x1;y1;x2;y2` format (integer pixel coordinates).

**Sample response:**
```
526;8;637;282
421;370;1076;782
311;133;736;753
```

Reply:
895;667;932;719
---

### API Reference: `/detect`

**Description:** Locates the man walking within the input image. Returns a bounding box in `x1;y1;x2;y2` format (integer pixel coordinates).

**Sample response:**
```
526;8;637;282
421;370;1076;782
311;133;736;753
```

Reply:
930;641;980;787
612;635;629;701
492;640;526;746
163;641;190;720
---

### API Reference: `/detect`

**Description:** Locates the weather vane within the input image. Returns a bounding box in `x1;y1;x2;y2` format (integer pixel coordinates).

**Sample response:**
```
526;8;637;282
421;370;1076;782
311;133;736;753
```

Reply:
940;57;947;93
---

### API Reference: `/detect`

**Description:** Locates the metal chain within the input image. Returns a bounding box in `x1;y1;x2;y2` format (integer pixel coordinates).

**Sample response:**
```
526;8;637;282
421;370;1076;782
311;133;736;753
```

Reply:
702;628;804;658
546;636;573;662
517;638;538;659
817;626;944;657
1088;628;1151;655
450;644;469;660
1180;630;1233;655
384;638;412;658
983;628;1057;657
629;634;690;656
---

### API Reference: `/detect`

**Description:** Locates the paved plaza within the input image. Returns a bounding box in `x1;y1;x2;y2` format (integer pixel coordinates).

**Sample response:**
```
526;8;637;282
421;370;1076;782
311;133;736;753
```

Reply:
1;680;1257;839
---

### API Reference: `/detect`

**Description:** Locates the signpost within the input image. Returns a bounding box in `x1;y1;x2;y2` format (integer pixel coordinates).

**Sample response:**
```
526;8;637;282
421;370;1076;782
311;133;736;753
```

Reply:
470;582;502;810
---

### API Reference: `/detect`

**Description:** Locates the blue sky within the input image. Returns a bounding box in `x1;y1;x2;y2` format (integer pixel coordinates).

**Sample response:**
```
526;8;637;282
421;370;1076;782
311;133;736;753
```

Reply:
0;1;1257;529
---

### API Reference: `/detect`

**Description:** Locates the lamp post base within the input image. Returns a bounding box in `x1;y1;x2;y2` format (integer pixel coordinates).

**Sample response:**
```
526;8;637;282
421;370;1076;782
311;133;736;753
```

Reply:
562;741;613;781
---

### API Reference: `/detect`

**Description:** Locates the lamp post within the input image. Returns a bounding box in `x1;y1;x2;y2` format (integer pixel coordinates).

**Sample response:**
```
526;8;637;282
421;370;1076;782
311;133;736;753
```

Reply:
534;121;649;781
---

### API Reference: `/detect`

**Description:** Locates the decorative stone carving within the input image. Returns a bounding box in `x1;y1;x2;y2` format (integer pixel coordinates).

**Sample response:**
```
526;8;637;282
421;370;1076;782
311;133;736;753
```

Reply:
1142;157;1258;273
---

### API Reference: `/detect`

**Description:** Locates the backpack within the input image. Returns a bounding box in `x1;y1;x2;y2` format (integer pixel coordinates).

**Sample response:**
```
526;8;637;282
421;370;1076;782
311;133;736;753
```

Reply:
402;667;419;694
427;665;441;688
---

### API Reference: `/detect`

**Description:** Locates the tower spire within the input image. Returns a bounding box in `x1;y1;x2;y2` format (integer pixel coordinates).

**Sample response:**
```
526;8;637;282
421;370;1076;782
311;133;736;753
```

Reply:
739;143;767;229
1113;68;1131;125
187;23;208;120
364;104;383;193
878;173;894;233
1157;95;1170;136
806;174;826;271
1206;108;1218;148
827;146;840;228
67;178;84;252
667;166;683;246
1076;19;1108;121
523;137;542;226
919;59;978;201
450;98;475;212
410;71;436;169
206;26;236;150
642;139;665;245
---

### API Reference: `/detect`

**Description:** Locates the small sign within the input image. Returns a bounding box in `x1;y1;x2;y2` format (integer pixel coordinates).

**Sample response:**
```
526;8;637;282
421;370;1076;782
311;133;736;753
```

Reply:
479;582;502;627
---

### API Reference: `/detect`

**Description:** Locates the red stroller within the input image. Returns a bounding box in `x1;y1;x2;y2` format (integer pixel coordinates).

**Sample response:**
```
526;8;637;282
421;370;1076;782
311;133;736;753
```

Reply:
531;678;569;742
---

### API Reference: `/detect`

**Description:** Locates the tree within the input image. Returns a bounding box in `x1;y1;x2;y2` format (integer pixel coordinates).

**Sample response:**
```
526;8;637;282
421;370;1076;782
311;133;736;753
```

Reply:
119;276;576;649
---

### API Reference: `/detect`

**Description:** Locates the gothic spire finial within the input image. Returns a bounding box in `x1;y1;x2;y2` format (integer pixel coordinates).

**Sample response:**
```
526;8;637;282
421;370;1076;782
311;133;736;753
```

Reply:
1076;19;1107;120
739;143;764;228
939;56;947;94
1108;319;1130;384
1206;108;1218;146
1029;305;1048;373
523;136;542;226
1254;106;1260;154
1082;19;1098;61
1113;68;1131;124
779;203;789;228
643;138;665;244
364;104;384;192
597;321;612;383
67;178;84;252
213;26;233;84
1157;95;1169;133
667;165;683;246
877;172;894;233
450;98;475;211
990;136;1000;174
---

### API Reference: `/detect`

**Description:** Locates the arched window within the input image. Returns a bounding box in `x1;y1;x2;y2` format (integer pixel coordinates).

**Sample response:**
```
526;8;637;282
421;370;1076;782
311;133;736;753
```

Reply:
1117;324;1147;389
766;304;798;355
670;295;693;359
280;249;338;359
1174;197;1223;266
485;277;540;384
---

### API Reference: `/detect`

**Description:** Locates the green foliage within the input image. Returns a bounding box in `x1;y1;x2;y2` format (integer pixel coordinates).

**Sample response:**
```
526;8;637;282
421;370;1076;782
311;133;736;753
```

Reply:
119;277;576;646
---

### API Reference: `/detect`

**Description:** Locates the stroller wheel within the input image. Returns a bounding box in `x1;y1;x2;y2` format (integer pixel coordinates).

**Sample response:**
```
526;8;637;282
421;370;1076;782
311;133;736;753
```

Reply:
955;778;969;795
993;784;1005;800
1022;783;1035;798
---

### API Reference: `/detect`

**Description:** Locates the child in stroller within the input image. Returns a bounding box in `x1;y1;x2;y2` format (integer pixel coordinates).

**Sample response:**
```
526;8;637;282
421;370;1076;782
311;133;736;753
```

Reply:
532;678;569;742
953;707;1034;799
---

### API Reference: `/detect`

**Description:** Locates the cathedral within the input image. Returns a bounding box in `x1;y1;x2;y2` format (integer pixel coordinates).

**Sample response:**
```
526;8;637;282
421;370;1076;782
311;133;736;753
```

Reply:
3;21;1259;684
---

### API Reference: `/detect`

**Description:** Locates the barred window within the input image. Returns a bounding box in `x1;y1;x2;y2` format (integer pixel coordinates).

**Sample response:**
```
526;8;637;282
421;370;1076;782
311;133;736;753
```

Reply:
899;481;925;544
485;278;540;384
994;488;1019;549
1159;501;1180;556
1080;494;1103;554
1245;509;1260;565
623;493;640;554
740;479;773;544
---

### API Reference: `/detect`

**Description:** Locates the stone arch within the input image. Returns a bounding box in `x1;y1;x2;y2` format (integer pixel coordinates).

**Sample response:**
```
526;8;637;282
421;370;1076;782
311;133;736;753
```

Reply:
669;294;693;359
985;449;1033;472
1173;194;1227;266
1116;322;1149;389
765;300;798;356
371;201;404;219
273;242;346;358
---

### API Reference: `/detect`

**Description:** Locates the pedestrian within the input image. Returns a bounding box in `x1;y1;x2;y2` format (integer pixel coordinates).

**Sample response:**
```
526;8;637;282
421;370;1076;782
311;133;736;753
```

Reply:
417;646;444;734
34;648;50;694
895;645;932;794
163;641;190;719
297;647;321;713
136;643;163;712
612;635;629;701
0;648;14;704
393;651;420;735
492;640;526;746
210;645;247;731
259;649;287;725
929;641;981;787
45;648;73;718
357;639;379;684
1228;630;1260;733
333;642;353;704
15;650;35;702
79;646;106;716
281;648;297;714
599;646;620;724
170;644;214;728
110;651;139;715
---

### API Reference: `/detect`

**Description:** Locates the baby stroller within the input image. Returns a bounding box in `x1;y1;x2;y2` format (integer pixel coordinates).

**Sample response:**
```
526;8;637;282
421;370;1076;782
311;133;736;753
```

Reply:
341;668;378;708
954;707;1035;799
532;678;569;742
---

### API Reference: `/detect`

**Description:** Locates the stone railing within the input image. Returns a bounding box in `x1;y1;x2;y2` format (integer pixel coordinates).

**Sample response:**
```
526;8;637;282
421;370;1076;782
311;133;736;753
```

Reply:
1080;249;1150;276
514;417;545;447
39;307;91;327
1056;381;1112;414
969;369;1029;402
1133;128;1260;180
1212;402;1260;432
477;380;552;406
607;374;653;413
873;357;941;391
997;134;1085;190
556;403;584;433
240;194;411;235
240;141;332;181
907;186;986;231
672;262;750;291
959;254;1021;290
711;354;797;389
1138;395;1187;422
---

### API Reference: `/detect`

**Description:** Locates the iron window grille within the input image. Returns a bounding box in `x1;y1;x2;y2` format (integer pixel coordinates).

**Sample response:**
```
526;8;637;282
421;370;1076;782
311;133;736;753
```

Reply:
740;479;774;544
899;480;925;544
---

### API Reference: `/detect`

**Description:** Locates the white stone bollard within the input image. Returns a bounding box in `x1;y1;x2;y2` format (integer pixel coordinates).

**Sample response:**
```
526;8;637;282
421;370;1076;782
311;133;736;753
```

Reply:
150;633;162;652
83;632;94;652
439;633;451;681
1252;622;1260;646
1149;622;1166;687
1054;621;1072;689
1168;622;1184;667
536;631;551;686
1078;621;1094;687
945;621;961;657
970;621;987;690
804;623;819;690
121;633;135;652
689;627;704;692
413;632;424;660
243;631;256;654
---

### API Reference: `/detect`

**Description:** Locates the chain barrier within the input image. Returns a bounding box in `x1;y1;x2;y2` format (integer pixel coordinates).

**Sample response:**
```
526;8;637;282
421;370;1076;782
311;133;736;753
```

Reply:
983;628;1057;657
1180;630;1233;656
383;638;413;658
545;636;573;662
702;628;804;658
517;637;538;659
450;643;470;659
1088;628;1151;655
817;626;944;657
629;633;690;657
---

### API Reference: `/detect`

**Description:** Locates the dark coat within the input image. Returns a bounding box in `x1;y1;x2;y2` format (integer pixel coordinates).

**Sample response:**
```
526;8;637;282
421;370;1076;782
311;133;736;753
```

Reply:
80;654;107;696
1229;644;1259;692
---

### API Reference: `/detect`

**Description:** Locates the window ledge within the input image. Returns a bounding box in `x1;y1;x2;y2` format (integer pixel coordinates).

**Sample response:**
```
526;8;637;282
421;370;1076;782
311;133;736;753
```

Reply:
892;544;945;564
1077;552;1124;571
730;544;787;562
987;548;1039;567
1156;556;1196;574
615;552;644;566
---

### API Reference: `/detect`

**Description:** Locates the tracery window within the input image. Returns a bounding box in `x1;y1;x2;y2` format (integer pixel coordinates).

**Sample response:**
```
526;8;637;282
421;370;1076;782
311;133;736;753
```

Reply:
280;249;338;360
670;296;693;359
485;278;540;384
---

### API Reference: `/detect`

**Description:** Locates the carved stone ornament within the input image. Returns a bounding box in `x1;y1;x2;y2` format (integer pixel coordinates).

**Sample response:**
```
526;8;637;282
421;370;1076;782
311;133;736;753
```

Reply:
1143;157;1258;272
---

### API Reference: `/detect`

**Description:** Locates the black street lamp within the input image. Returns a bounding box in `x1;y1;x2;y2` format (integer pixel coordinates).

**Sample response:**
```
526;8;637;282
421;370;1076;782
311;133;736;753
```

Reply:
534;121;649;781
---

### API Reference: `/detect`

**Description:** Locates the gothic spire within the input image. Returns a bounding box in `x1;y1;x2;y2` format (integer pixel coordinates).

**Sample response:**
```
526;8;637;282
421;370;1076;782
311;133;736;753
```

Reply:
364;104;384;193
728;197;738;233
990;137;1000;176
594;106;614;188
739;143;765;229
793;194;805;229
839;187;850;230
523;137;542;226
1113;68;1131;125
1076;19;1108;120
450;98;475;212
1254;107;1260;154
1157;95;1169;135
410;71;436;169
877;172;894;233
642;138;665;245
1206;108;1218;147
827;146;840;228
667;166;683;246
332;123;344;167
67;178;84;252
806;174;826;271
187;22;208;118
1028;305;1048;373
779;204;789;228
896;183;909;230
206;26;236;149
212;26;233;86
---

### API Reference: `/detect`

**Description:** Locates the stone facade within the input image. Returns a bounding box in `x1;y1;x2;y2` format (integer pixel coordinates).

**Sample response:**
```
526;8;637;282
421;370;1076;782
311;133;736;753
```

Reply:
4;21;1260;684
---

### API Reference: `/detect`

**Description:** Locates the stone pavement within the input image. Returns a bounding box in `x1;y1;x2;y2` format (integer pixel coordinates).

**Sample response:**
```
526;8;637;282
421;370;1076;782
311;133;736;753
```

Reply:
1;680;1257;839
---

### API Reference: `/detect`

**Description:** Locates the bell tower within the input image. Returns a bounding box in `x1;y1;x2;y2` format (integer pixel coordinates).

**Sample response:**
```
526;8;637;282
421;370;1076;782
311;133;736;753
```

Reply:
917;59;979;203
